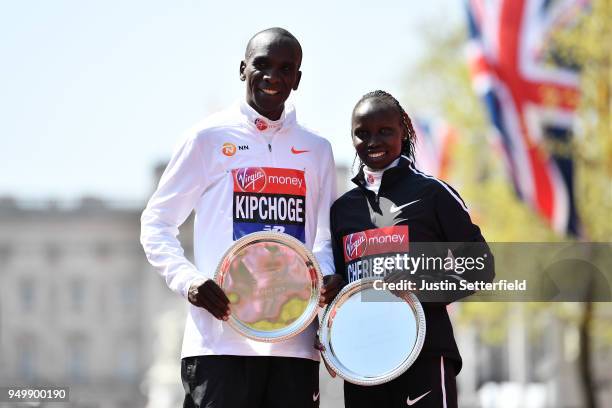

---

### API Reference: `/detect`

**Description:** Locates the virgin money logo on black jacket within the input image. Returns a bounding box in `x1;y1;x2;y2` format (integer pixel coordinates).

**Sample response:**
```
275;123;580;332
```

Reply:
342;226;408;262
342;226;409;282
344;231;368;261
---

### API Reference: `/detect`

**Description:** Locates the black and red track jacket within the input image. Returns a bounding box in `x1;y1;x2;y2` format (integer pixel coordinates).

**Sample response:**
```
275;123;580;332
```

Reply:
330;156;495;372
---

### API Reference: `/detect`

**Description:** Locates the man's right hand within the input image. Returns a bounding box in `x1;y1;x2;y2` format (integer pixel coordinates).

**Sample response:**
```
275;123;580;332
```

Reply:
188;279;231;320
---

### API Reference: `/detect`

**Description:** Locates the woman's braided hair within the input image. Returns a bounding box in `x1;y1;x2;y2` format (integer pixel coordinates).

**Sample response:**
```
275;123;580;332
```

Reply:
352;90;417;169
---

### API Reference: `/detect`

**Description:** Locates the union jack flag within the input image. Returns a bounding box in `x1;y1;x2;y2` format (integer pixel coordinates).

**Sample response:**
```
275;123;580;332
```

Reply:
414;119;458;181
466;0;589;235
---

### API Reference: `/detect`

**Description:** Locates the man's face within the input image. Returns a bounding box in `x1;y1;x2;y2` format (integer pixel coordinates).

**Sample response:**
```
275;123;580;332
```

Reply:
240;33;302;121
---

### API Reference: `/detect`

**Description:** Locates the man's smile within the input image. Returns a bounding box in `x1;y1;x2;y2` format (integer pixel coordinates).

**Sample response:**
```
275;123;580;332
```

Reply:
260;88;280;95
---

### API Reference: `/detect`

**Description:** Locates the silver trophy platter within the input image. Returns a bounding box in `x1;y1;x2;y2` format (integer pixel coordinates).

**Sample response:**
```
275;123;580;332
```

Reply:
214;231;322;342
319;277;426;385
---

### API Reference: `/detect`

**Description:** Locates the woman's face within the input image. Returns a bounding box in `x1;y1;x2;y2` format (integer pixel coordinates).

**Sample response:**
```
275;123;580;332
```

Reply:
352;98;404;170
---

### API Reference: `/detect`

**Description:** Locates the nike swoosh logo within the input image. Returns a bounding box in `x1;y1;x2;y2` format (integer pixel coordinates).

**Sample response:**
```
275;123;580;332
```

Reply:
406;390;431;405
390;199;421;213
312;391;320;401
291;147;309;154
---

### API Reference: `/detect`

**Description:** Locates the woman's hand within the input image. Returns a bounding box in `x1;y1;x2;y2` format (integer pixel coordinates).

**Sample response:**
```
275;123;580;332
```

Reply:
319;274;345;307
314;335;337;378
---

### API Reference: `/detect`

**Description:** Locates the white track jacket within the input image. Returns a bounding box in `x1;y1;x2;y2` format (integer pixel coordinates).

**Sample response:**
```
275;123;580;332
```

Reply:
141;101;337;360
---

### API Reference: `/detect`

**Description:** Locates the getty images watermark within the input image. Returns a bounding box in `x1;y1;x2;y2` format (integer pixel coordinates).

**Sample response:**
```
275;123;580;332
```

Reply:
373;278;527;292
366;252;527;293
362;242;612;302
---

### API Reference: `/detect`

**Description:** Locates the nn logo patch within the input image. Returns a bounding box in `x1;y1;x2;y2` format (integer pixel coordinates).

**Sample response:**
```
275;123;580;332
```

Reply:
222;142;236;157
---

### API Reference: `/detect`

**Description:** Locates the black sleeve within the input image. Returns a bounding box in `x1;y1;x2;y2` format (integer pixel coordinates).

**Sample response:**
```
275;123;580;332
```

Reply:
435;182;484;243
330;202;348;283
416;183;495;304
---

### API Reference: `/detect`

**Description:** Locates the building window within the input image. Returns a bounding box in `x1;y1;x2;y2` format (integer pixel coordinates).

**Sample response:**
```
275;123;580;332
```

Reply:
117;348;138;383
0;243;12;265
70;279;85;313
45;243;61;265
67;337;88;383
17;339;36;382
95;242;111;260
19;278;34;312
120;283;138;309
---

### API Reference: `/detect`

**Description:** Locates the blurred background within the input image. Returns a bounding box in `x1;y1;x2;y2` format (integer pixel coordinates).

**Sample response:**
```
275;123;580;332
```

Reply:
0;0;610;407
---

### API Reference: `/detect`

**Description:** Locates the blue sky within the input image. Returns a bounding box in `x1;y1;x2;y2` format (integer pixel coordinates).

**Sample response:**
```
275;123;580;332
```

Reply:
0;0;462;203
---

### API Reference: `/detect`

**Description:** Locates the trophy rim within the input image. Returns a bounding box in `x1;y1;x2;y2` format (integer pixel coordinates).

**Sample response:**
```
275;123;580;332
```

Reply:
319;277;426;386
214;231;323;343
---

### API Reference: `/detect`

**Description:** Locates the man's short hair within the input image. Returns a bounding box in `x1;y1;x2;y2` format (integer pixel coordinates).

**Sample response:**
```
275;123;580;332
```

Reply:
245;27;302;64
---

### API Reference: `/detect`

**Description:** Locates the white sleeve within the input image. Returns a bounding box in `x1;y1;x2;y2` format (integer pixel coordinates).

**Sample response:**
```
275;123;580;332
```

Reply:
140;133;208;299
312;141;337;276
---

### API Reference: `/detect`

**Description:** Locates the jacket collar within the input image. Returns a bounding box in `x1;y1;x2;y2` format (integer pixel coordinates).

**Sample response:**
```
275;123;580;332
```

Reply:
239;100;297;134
352;155;414;189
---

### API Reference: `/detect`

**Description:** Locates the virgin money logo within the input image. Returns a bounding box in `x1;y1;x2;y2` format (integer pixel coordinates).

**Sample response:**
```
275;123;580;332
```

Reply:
235;167;267;193
254;118;268;131
345;232;368;261
342;226;409;262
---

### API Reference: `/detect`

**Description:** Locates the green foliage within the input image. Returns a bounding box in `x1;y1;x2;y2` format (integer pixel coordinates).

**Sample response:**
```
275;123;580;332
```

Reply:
404;0;611;346
563;0;612;242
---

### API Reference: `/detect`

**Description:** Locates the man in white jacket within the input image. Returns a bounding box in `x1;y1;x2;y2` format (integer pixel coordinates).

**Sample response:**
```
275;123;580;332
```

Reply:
140;27;343;408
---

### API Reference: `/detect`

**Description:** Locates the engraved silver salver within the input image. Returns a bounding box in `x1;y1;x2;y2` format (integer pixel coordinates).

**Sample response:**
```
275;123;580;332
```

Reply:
214;231;322;342
319;277;426;386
